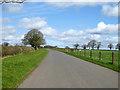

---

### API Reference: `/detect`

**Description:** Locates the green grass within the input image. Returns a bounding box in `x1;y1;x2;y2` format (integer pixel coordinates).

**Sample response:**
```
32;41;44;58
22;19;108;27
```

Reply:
55;49;119;72
2;48;49;88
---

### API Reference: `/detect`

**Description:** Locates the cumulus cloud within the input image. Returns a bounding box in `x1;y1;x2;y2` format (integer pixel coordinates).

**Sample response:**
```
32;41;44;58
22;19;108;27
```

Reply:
62;29;85;36
3;16;118;47
86;22;118;35
102;4;118;17
18;17;118;47
19;17;47;29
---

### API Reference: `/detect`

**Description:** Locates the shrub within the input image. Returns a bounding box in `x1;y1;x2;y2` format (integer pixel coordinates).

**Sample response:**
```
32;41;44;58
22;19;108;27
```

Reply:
2;46;34;57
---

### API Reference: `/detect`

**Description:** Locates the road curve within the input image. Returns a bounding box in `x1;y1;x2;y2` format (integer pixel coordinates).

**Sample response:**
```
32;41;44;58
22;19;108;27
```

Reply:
18;49;118;88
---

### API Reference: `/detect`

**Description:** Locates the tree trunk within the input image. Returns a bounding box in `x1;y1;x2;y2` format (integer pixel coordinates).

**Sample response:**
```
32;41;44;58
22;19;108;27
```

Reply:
35;46;38;50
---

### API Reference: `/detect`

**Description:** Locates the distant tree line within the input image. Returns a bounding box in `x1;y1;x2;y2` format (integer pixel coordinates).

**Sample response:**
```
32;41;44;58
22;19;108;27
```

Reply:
65;40;120;50
1;28;120;51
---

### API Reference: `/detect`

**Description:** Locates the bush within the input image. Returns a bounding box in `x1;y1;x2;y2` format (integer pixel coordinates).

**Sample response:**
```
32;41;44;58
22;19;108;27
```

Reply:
2;46;34;57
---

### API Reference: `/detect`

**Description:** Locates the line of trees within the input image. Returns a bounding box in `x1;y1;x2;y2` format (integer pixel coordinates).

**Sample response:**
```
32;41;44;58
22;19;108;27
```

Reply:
71;40;120;50
2;29;120;51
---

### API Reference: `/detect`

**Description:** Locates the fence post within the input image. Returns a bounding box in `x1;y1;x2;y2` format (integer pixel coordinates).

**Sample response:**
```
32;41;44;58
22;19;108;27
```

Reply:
80;50;82;55
112;52;114;64
72;49;74;54
75;49;77;55
84;50;86;56
99;51;101;61
77;49;79;55
90;50;92;58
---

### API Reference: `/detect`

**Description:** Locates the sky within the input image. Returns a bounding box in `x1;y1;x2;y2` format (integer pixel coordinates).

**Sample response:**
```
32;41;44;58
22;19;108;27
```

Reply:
1;1;119;49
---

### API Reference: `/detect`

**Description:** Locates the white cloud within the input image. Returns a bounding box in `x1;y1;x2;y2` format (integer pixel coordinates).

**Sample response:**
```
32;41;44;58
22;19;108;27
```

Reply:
47;2;107;8
2;26;16;35
19;17;47;29
102;4;118;17
5;16;117;48
3;3;23;13
2;25;16;41
62;29;84;36
86;22;118;35
18;17;118;47
105;37;118;43
87;34;101;41
28;0;118;2
47;2;119;18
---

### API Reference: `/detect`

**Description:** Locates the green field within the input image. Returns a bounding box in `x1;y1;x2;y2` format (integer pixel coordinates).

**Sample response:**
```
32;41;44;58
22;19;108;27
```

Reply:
2;48;49;88
56;49;119;72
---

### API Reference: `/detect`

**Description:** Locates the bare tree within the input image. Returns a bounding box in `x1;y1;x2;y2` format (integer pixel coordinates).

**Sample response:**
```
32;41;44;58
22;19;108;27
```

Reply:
116;43;120;50
87;42;91;50
82;44;87;49
73;44;79;49
108;43;113;50
96;42;101;50
22;29;46;50
89;40;96;50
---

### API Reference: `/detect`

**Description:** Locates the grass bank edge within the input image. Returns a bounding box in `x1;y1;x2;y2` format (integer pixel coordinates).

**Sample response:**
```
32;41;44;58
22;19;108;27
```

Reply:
55;49;119;72
2;48;49;88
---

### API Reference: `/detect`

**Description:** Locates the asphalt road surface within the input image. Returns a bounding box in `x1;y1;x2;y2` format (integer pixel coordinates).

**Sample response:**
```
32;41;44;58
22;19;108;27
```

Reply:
18;49;118;88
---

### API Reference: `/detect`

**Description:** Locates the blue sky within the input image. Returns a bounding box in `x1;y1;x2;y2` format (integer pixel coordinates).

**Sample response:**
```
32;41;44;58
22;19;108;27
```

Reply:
1;2;118;49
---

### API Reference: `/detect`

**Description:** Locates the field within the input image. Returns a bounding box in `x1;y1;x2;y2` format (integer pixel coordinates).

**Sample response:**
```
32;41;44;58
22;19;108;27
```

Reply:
2;48;49;88
56;49;119;72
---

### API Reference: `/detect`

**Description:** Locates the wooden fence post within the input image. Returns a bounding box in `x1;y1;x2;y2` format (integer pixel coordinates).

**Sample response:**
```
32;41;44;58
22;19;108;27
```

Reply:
84;50;86;56
90;50;92;58
80;50;82;55
77;49;79;55
99;51;101;61
112;52;114;64
71;49;74;54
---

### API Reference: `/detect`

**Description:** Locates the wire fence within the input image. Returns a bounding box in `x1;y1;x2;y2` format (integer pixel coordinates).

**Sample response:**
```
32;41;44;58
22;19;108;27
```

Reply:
57;48;118;65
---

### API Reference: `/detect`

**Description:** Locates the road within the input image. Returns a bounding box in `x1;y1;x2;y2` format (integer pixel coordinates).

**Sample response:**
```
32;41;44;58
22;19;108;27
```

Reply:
18;49;118;88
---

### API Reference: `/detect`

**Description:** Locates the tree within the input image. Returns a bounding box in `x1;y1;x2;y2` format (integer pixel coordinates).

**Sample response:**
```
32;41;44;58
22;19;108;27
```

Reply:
96;42;101;50
2;42;9;46
22;29;46;50
73;44;79;49
108;43;113;50
89;40;96;50
82;44;87;49
87;42;91;50
116;43;120;50
65;46;70;49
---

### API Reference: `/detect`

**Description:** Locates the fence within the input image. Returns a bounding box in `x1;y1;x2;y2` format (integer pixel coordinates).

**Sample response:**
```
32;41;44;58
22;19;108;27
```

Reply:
57;48;118;65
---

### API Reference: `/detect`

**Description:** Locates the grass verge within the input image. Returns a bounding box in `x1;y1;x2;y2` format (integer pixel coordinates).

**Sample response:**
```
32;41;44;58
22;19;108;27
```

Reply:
55;49;119;72
2;48;49;88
